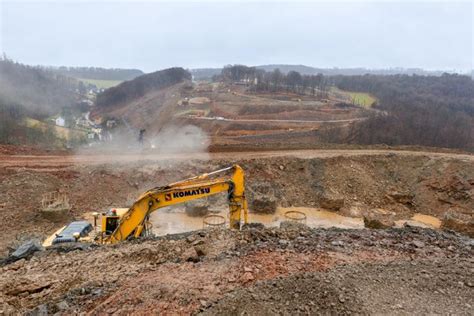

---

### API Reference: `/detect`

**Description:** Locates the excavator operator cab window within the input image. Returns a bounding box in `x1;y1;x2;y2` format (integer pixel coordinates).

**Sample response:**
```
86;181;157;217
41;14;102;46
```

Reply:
103;216;119;235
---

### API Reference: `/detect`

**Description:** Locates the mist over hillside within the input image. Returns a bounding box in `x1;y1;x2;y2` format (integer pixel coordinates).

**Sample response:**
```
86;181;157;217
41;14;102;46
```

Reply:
190;68;222;80
0;57;80;117
0;57;92;145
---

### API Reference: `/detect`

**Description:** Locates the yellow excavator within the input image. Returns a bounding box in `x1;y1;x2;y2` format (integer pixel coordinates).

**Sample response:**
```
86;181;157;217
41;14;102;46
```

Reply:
44;165;248;246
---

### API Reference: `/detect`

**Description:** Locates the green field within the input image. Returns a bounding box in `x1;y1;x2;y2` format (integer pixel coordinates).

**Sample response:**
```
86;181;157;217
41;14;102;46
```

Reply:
331;87;377;108
347;91;377;107
79;78;122;89
24;118;87;140
176;108;210;117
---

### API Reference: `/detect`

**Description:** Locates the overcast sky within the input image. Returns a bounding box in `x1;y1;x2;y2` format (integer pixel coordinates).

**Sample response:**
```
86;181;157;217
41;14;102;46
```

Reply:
1;0;473;72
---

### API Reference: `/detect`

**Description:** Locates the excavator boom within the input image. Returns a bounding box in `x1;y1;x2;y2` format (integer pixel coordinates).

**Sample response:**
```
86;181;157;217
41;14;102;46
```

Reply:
105;165;248;243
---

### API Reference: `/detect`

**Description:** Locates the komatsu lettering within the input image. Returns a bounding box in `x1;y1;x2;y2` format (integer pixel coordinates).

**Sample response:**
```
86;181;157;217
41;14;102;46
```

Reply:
172;187;210;199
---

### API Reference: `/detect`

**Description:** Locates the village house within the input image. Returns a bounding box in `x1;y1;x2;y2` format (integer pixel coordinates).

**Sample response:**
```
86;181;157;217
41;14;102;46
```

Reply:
55;117;65;127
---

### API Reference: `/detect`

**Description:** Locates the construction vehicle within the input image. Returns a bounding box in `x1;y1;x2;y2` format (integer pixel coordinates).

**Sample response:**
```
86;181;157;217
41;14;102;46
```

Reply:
43;165;248;246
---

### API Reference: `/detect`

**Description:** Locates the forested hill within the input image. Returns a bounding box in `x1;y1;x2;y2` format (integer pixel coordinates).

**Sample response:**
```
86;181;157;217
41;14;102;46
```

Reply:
0;57;79;118
335;74;474;112
96;67;191;108
332;74;474;151
48;66;144;81
257;65;448;76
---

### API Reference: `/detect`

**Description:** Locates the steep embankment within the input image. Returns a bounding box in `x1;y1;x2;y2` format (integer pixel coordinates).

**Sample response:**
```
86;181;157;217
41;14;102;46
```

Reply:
93;67;192;133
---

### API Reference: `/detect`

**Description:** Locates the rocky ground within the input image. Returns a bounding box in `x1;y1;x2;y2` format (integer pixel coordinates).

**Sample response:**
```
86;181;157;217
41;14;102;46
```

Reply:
0;225;472;314
201;258;473;315
0;147;473;314
1;149;473;255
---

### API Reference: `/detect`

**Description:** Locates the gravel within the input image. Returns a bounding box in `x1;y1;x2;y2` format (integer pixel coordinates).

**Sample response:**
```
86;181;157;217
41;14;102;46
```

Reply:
200;258;474;315
0;226;472;314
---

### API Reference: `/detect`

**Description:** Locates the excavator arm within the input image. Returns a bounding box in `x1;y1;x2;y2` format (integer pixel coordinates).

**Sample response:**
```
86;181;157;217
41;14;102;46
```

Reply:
104;165;248;244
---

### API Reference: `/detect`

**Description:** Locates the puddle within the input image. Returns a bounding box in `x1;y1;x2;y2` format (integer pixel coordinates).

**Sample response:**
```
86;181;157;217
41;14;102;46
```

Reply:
150;206;364;236
150;208;210;236
250;207;364;229
412;213;441;228
395;213;441;229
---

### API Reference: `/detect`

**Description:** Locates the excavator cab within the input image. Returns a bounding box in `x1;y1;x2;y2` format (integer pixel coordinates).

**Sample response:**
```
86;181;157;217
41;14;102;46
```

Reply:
100;208;129;236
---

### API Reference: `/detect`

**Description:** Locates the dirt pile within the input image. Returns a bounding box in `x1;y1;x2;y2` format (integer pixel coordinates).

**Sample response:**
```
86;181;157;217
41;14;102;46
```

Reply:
250;197;277;214
442;211;474;237
248;182;278;214
0;226;472;314
363;209;396;229
185;199;210;217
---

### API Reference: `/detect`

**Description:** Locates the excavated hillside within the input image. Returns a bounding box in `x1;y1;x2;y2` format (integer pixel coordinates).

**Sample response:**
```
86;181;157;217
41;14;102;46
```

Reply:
0;149;473;256
90;80;373;148
0;145;473;315
93;82;191;135
95;67;191;109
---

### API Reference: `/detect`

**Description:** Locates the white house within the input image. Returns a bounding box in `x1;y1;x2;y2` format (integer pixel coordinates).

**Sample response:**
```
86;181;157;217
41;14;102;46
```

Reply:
55;117;65;127
76;118;89;127
106;120;116;128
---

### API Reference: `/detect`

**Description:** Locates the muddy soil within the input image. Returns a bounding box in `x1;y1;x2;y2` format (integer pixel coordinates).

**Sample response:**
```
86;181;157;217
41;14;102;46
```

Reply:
0;150;473;255
0;147;472;314
0;226;472;314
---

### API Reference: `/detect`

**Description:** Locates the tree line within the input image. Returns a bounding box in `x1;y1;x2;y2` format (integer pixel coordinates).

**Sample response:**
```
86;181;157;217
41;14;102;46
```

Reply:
96;67;191;108
0;100;60;146
330;74;474;151
0;56;88;146
0;56;80;118
218;65;329;97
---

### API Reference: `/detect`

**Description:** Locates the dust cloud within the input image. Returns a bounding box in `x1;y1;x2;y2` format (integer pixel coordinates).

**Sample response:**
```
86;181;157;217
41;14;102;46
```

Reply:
73;124;210;162
148;125;210;156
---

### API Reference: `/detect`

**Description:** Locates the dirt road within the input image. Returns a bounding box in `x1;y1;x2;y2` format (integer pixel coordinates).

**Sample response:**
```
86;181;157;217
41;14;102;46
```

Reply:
1;149;473;170
188;115;366;124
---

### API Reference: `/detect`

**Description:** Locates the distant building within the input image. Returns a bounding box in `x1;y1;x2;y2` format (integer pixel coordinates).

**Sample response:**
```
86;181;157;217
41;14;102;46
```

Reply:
55;117;65;127
76;118;89;127
80;99;94;106
91;127;102;134
91;127;103;141
106;120;116;128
